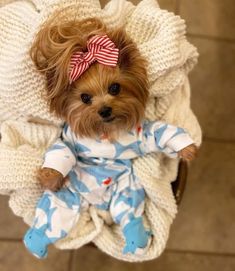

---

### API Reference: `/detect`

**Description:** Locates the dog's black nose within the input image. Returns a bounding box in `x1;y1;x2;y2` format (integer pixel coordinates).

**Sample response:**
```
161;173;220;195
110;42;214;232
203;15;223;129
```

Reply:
98;106;112;118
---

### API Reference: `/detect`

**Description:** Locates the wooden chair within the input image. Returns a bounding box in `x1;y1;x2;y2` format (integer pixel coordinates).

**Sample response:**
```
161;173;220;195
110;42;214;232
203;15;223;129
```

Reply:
171;160;188;205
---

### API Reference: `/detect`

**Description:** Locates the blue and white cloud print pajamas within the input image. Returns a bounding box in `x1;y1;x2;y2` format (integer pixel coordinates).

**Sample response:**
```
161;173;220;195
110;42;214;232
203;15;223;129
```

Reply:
24;121;194;258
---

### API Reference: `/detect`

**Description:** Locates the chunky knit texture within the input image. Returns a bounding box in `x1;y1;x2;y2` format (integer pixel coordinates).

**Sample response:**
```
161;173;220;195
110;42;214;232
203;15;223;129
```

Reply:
0;0;201;262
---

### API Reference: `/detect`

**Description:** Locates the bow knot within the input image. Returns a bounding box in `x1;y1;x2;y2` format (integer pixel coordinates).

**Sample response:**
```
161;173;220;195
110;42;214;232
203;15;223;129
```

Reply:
69;35;119;83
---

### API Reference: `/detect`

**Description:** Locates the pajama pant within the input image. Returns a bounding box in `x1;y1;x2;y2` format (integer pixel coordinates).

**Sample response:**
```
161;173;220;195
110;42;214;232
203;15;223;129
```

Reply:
24;166;145;258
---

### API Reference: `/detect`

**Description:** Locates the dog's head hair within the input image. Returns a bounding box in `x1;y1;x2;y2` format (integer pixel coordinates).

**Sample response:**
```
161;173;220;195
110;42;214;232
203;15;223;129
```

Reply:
30;13;149;139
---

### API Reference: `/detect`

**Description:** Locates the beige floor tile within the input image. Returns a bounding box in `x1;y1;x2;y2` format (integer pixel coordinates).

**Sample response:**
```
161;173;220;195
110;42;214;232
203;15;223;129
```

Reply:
0;195;28;239
167;141;235;253
100;0;141;8
187;37;235;140
71;246;235;271
179;0;235;40
100;0;176;12
0;241;71;271
158;0;176;12
100;0;111;7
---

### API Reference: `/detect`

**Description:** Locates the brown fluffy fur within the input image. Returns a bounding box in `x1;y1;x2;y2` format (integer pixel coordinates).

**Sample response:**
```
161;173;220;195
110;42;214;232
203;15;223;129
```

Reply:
30;15;149;139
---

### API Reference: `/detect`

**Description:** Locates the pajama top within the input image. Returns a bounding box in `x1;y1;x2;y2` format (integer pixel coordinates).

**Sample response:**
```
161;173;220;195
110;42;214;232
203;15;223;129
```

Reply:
42;120;194;209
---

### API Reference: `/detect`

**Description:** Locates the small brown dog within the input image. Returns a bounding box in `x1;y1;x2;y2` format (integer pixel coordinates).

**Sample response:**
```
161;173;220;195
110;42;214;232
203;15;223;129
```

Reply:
30;14;197;192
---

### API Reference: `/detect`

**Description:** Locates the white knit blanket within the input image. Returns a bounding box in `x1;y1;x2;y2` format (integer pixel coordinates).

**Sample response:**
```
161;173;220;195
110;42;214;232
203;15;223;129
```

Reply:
0;0;201;262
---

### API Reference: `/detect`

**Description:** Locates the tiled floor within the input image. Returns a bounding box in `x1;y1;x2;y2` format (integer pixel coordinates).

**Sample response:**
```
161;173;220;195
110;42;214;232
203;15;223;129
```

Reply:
1;0;235;270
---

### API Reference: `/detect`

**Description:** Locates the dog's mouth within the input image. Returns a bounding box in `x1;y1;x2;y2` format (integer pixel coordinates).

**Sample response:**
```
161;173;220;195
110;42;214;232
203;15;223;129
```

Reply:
103;116;116;123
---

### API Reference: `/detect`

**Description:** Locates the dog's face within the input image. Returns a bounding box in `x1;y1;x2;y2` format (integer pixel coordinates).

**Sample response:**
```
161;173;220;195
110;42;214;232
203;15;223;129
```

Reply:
31;17;149;139
66;55;148;139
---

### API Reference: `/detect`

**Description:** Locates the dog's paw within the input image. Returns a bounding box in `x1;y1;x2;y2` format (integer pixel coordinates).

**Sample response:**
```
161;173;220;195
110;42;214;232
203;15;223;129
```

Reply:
178;144;198;162
37;168;66;191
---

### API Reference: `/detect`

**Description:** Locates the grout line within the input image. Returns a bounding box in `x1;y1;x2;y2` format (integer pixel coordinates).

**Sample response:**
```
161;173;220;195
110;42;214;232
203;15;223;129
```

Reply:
166;248;235;258
68;251;75;271
1;238;235;260
0;238;22;242
174;3;235;43
175;0;180;15
203;136;235;145
187;33;235;44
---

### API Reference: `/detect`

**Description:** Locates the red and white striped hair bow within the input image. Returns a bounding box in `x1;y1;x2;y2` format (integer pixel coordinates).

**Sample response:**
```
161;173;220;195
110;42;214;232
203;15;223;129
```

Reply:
69;35;119;83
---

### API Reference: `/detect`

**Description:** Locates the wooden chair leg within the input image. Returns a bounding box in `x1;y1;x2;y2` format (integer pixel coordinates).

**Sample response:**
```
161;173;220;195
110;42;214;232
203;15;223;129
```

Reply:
171;160;188;205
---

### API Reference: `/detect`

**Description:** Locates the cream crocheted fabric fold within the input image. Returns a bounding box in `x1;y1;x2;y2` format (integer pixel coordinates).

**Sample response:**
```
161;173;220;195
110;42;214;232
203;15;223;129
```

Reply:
0;0;201;262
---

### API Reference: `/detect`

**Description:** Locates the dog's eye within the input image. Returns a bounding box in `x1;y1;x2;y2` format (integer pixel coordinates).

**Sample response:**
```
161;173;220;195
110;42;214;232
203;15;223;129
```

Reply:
108;83;120;96
81;93;92;104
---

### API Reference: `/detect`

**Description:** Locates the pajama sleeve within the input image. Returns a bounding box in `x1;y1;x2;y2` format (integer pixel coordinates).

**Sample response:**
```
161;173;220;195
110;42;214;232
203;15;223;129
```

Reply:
42;124;77;177
140;121;194;158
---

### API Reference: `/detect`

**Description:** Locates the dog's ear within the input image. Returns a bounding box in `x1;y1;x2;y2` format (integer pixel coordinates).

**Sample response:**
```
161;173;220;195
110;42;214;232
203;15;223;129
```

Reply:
109;28;149;103
30;16;106;116
109;29;147;72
